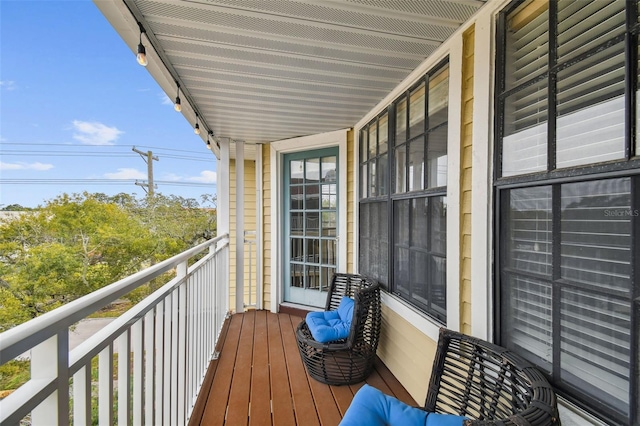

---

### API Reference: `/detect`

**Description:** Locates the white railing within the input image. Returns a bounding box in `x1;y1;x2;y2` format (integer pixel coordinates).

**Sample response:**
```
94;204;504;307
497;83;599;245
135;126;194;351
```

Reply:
0;234;230;426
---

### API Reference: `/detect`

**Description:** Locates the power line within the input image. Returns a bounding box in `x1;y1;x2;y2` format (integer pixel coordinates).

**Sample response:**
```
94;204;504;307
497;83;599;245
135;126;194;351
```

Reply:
0;150;212;162
0;179;214;187
0;142;206;155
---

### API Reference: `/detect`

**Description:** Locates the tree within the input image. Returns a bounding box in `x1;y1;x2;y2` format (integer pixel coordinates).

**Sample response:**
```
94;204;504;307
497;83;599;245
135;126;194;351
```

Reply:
0;191;217;331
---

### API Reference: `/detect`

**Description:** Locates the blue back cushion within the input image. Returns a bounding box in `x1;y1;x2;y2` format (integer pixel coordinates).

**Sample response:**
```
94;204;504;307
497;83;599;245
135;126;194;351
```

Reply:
305;296;354;343
339;384;467;426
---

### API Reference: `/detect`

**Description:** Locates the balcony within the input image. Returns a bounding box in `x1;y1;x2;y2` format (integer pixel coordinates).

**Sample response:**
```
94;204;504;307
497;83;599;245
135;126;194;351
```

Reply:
0;235;413;425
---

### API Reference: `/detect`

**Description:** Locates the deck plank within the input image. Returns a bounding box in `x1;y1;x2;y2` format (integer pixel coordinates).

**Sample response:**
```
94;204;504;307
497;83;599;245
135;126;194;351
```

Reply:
267;312;296;426
200;313;243;425
249;310;271;426
226;311;255;425
194;312;418;425
280;314;320;426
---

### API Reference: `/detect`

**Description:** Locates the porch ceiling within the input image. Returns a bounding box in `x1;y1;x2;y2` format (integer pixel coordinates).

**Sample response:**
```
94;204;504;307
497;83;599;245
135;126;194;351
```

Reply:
96;0;485;151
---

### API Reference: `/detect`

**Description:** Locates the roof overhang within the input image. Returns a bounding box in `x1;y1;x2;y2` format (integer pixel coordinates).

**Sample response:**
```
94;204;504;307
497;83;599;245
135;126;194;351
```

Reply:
94;0;486;158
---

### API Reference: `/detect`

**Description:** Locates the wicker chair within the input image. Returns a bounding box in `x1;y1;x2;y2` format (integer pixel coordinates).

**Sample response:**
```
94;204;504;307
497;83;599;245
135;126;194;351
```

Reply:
424;328;561;425
296;273;381;385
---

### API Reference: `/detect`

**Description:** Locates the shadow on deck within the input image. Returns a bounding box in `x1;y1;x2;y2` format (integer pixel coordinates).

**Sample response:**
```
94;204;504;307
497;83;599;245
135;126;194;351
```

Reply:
189;311;416;425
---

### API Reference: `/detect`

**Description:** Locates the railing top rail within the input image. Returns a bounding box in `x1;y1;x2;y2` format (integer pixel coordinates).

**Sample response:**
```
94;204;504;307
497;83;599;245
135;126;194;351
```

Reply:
0;234;229;362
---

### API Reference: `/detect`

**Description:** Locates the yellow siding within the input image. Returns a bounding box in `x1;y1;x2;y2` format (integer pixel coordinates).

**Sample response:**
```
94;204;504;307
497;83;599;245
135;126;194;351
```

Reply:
460;26;475;335
229;159;258;311
347;129;355;273
262;149;271;307
378;307;437;403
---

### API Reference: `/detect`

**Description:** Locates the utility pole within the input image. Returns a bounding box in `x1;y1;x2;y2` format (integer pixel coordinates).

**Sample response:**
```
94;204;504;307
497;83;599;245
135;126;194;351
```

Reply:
132;146;159;196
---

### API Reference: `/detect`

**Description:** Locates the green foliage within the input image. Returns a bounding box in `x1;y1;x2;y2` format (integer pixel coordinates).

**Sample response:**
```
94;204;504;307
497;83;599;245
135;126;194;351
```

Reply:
0;360;30;391
0;192;216;331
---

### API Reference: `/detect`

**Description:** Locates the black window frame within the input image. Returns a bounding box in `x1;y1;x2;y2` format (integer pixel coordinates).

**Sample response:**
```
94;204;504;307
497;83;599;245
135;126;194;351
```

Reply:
359;59;449;324
494;1;640;424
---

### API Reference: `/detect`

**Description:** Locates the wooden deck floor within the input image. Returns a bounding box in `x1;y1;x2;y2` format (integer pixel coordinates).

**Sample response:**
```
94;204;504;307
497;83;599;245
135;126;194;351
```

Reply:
189;310;417;425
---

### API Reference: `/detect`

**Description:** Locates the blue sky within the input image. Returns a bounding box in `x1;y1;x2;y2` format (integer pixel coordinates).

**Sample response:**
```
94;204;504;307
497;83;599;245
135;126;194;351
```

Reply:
0;0;217;208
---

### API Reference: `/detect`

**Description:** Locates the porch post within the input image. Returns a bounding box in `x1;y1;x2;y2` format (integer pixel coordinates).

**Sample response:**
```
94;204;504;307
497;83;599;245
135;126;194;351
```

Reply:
236;140;245;314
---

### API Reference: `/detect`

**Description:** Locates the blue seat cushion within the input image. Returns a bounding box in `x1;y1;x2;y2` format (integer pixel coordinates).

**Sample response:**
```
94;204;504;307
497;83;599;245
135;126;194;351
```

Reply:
305;296;354;343
339;384;467;426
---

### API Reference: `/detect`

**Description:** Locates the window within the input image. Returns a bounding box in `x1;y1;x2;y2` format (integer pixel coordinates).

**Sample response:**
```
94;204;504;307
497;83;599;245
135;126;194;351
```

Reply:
360;61;449;322
496;1;640;424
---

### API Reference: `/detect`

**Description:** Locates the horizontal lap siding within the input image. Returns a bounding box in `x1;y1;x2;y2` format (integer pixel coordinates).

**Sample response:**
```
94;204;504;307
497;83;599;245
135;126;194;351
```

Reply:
262;150;271;309
347;130;355;273
460;26;475;335
229;159;258;311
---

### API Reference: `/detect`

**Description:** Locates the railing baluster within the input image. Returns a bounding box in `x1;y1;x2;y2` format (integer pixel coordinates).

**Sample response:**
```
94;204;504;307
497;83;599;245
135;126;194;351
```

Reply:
163;295;172;424
117;331;131;426
170;290;179;426
155;300;165;426
144;310;155;426
132;320;143;425
31;333;69;426
99;344;114;425
72;362;91;425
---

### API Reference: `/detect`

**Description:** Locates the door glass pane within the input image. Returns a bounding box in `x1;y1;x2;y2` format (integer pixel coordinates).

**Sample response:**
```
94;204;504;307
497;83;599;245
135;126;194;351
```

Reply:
427;126;448;188
321;156;336;182
561;178;631;291
306;238;319;263
306;265;320;289
321;212;336;236
321;239;336;265
556;44;625;169
396;96;407;142
291;263;303;287
291;160;304;183
321;185;336;209
306;212;319;236
305;186;319;210
291;238;303;261
290;212;303;236
320;266;335;291
305;158;320;182
408;137;424;192
409;82;426;139
290;185;303;209
502;78;548;176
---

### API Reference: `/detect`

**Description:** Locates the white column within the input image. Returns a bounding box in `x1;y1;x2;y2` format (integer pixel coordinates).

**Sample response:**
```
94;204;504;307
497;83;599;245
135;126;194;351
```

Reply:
235;140;245;314
471;11;495;341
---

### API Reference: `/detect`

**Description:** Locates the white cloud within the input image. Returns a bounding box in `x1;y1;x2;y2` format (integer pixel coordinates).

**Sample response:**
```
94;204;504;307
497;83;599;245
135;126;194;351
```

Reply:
0;161;53;171
160;92;173;105
103;168;146;179
72;120;123;146
162;171;217;184
186;170;217;184
0;80;17;90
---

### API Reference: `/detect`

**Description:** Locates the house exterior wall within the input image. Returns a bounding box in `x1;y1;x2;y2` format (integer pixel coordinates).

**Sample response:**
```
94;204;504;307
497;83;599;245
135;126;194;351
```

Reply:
347;129;355;273
262;147;272;308
229;159;258;312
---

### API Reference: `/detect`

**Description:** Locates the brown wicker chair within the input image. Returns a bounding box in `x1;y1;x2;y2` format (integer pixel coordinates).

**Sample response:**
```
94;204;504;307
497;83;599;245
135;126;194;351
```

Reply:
424;328;561;425
296;273;381;385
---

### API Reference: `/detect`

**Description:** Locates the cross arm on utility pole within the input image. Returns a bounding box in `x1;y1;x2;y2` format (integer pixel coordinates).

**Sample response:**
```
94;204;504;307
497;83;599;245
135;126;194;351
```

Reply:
132;146;159;196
